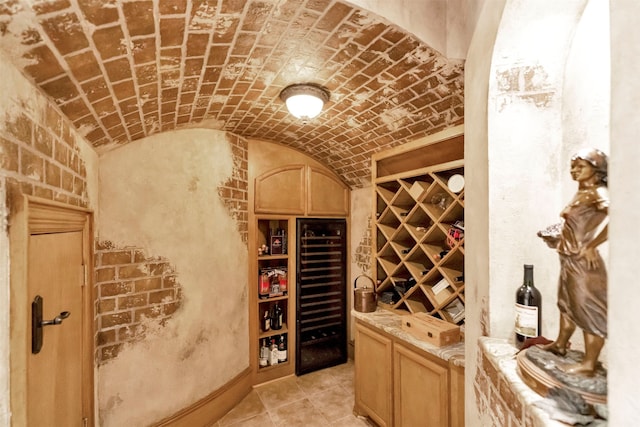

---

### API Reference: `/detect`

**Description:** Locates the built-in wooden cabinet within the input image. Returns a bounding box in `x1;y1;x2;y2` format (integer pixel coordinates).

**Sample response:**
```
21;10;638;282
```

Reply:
372;125;465;326
354;322;393;427
248;139;350;385
253;217;295;384
354;319;464;427
254;164;349;216
394;342;449;427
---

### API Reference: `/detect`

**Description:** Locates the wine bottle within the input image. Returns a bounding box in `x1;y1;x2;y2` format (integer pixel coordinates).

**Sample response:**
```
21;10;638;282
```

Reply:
515;264;542;349
269;338;279;365
271;303;283;330
277;335;287;363
263;309;271;332
259;339;269;367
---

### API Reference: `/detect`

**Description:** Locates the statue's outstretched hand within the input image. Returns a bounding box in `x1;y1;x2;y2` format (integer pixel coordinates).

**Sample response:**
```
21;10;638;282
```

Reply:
580;246;600;269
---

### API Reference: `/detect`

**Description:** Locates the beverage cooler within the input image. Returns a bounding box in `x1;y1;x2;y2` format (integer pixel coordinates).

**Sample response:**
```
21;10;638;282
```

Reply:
296;218;347;375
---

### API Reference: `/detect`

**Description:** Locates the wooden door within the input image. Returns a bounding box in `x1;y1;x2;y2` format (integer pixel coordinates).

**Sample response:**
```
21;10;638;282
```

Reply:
393;343;449;427
9;196;93;427
28;231;85;426
354;322;393;427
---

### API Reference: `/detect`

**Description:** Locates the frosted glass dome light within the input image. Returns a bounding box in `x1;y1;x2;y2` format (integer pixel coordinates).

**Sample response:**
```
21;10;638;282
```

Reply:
280;84;330;122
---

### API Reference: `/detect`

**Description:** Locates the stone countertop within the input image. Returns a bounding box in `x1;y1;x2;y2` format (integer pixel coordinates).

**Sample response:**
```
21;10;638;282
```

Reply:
351;308;465;367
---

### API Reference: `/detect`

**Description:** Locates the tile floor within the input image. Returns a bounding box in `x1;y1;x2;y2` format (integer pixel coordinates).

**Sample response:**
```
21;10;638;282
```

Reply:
213;359;376;426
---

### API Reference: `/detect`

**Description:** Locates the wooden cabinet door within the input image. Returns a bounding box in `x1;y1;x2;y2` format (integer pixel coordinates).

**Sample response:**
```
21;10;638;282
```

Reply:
393;343;449;427
306;166;349;216
354;322;393;427
254;165;306;214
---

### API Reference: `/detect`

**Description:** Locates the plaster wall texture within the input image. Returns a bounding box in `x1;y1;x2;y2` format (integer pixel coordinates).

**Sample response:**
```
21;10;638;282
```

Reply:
97;128;248;427
486;0;594;347
609;1;640;425
349;185;373;340
0;181;8;427
463;0;505;424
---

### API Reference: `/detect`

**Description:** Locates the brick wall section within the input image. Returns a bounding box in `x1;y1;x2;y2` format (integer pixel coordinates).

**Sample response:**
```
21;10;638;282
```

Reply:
474;350;535;427
0;102;89;208
218;133;248;244
354;215;372;273
94;240;183;364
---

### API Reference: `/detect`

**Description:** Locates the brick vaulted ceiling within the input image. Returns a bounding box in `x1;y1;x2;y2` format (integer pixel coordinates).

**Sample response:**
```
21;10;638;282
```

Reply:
0;0;464;188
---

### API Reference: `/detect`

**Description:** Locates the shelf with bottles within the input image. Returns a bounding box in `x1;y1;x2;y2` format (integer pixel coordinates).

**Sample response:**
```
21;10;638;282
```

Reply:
388;188;415;220
299;325;342;347
258;333;289;370
420;226;449;264
403;207;433;242
404;250;435;282
372;137;465;327
258;299;288;335
376;242;401;275
389;227;417;259
257;219;288;257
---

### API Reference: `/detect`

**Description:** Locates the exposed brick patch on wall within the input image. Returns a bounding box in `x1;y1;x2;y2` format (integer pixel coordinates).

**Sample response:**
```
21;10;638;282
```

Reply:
474;350;535;427
94;240;183;364
218;133;248;244
355;214;372;273
0;101;89;208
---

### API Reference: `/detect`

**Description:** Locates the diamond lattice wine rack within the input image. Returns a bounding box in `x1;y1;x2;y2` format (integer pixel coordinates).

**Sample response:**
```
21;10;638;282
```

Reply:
372;125;465;325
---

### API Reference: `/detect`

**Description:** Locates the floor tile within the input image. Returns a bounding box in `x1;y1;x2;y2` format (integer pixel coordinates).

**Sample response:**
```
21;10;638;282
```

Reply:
310;384;355;422
270;398;329;427
255;376;305;410
218;391;267;426
226;412;275;427
220;361;368;427
295;368;340;396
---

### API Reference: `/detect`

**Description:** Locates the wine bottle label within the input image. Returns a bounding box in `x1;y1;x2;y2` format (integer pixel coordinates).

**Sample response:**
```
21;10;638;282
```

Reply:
270;348;279;365
515;303;539;337
278;349;287;362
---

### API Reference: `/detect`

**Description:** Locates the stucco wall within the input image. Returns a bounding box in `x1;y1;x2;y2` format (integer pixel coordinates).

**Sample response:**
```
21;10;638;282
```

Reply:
97;128;248;426
349;186;373;340
609;1;640;425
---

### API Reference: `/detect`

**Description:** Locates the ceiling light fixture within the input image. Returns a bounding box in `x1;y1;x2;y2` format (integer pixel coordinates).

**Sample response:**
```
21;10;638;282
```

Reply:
280;83;330;122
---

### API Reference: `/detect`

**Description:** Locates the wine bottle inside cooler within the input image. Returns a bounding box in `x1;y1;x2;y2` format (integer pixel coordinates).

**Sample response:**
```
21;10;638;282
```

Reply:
515;264;542;349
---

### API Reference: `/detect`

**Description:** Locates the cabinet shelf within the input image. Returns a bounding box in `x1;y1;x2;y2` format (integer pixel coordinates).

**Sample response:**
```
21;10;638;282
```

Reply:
259;323;289;339
258;360;291;371
258;295;288;304
372;129;464;328
258;254;288;261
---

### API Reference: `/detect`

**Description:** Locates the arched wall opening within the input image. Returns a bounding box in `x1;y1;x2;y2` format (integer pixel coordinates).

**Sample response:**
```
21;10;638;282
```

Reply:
465;0;612;424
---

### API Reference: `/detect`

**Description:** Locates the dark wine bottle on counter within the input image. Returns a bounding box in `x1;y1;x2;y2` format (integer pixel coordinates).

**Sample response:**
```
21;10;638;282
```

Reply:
515;264;542;349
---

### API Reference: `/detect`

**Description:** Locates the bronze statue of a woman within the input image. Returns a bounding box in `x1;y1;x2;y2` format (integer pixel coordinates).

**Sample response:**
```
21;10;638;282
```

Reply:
537;148;608;376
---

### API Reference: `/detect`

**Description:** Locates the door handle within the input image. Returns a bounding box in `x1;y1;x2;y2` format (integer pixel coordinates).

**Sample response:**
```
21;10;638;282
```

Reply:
41;311;70;326
32;295;71;354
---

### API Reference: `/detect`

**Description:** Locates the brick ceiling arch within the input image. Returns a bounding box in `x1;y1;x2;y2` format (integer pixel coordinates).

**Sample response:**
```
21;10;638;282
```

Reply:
0;0;464;188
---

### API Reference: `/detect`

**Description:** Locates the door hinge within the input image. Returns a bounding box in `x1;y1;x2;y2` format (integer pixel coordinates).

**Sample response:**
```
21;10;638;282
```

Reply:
83;264;88;287
83;417;88;427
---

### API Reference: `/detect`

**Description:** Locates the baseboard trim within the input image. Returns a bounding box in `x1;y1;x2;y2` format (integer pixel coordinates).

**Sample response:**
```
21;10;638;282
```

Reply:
152;367;253;427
